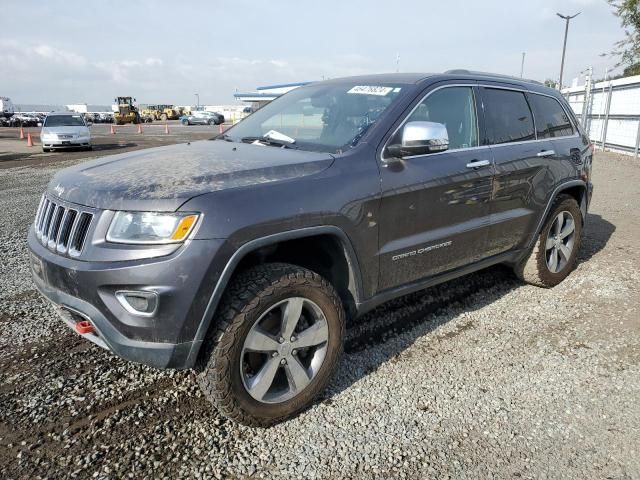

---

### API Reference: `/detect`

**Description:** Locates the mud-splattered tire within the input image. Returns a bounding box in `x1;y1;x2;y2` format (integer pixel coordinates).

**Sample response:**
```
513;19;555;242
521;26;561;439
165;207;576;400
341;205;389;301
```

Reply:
515;195;582;288
197;263;345;427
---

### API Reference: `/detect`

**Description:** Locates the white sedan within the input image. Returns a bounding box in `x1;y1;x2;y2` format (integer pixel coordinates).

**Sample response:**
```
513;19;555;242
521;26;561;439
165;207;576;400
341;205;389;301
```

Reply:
41;112;92;152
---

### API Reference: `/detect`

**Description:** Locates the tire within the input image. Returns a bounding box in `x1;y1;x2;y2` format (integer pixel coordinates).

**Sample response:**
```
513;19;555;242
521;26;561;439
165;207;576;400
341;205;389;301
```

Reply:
197;263;345;427
160;114;168;121
42;148;50;152
181;118;189;126
207;119;215;126
514;195;582;288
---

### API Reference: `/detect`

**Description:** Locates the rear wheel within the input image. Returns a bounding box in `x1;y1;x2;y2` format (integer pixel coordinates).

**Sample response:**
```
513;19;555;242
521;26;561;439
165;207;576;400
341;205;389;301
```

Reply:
515;195;582;287
207;119;215;126
197;263;345;427
181;118;189;126
160;113;168;121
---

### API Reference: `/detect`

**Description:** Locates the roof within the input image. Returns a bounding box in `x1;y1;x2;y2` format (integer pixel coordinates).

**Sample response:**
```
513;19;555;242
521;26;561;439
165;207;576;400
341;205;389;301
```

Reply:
256;81;313;91
320;73;434;85
234;71;555;104
47;111;81;116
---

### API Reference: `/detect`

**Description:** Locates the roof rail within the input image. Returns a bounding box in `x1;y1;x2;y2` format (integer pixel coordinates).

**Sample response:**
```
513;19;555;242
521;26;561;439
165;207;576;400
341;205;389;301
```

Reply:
443;69;543;86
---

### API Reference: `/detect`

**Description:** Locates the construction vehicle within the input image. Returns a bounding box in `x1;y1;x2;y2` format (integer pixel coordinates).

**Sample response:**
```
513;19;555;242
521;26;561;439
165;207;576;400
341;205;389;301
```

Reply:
113;97;141;125
156;105;181;121
139;104;162;123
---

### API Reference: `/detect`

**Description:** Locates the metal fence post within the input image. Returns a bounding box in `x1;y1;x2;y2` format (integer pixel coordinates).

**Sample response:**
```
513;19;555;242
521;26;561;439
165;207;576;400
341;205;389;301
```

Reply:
600;84;613;151
635;118;640;158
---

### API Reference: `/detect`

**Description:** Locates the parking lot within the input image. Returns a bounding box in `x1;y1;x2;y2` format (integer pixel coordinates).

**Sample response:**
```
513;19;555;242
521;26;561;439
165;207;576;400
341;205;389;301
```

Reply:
0;132;639;478
0;121;222;169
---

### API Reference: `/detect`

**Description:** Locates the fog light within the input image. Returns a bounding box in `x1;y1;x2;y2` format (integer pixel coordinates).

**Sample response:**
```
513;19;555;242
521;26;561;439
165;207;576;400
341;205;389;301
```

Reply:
115;290;158;316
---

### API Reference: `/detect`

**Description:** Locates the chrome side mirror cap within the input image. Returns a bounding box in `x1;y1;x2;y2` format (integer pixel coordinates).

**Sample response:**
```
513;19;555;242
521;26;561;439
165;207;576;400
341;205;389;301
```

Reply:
386;121;449;158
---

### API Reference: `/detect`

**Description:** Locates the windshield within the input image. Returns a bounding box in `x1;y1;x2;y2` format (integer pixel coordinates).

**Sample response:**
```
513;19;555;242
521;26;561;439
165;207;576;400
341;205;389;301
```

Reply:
224;82;407;153
44;115;85;127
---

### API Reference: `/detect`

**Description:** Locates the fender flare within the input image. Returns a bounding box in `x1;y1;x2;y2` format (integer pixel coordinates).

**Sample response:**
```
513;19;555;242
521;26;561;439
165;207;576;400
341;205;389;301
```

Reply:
184;225;363;367
525;179;587;250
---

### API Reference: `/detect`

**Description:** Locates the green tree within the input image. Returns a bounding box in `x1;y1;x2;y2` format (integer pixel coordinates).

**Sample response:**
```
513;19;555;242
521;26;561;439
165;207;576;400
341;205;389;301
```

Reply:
623;62;640;75
544;79;557;88
608;0;640;68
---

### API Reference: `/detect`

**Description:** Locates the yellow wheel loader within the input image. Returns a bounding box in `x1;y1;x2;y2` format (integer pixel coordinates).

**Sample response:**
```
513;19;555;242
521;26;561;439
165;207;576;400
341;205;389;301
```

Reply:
113;97;141;125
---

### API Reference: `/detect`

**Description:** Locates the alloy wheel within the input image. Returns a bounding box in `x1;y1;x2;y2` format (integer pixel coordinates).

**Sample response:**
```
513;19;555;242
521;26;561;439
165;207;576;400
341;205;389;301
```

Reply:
545;210;576;273
240;297;329;404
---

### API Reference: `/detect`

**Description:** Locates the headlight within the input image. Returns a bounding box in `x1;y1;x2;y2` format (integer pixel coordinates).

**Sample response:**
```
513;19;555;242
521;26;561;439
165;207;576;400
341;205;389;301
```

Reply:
106;211;199;244
41;133;55;140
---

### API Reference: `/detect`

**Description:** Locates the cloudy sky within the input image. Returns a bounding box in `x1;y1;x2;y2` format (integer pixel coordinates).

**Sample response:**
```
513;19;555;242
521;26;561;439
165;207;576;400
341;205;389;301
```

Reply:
2;0;626;105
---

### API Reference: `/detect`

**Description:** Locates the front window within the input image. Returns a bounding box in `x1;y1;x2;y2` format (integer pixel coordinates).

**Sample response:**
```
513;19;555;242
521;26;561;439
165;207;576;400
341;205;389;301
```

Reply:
44;115;85;127
403;86;479;150
223;82;408;153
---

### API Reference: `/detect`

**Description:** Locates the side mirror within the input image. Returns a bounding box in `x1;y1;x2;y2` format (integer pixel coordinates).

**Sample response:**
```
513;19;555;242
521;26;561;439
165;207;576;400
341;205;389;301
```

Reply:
386;121;449;158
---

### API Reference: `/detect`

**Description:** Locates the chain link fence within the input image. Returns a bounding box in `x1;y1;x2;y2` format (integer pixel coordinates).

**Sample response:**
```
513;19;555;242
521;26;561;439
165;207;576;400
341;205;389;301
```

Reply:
563;75;640;157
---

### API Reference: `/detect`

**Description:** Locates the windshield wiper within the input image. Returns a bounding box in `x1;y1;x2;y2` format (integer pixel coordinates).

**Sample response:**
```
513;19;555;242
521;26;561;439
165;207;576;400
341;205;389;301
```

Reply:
351;122;373;146
240;136;298;149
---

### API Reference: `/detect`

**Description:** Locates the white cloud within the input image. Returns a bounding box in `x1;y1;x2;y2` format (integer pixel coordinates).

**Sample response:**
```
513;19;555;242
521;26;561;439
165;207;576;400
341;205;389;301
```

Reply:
31;44;87;67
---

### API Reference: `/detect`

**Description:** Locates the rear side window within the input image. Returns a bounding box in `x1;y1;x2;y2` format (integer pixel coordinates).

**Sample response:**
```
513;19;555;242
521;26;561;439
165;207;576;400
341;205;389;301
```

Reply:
529;93;574;138
482;88;535;144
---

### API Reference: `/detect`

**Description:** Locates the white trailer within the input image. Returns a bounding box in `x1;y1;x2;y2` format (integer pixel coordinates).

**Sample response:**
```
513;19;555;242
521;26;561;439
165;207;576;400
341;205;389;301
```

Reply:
0;96;15;118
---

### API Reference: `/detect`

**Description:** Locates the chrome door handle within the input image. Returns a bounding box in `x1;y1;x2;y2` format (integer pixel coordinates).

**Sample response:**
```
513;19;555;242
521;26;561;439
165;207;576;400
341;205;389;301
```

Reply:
466;159;491;168
537;150;555;157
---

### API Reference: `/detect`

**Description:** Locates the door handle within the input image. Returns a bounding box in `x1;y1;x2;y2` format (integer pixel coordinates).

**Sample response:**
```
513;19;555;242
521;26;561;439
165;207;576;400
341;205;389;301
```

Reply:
537;150;555;157
466;159;491;169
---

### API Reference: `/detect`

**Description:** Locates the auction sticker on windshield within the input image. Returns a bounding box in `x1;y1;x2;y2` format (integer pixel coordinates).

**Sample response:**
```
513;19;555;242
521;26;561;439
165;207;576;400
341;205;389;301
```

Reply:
348;85;394;96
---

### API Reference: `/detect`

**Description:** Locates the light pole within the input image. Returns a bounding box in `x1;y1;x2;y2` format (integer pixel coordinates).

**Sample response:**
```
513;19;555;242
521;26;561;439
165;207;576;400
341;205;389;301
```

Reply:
557;12;581;89
520;52;526;78
194;93;199;109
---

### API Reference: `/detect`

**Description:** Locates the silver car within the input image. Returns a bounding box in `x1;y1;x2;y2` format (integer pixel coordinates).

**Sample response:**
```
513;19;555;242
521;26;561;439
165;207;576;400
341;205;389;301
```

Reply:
41;112;92;152
180;111;224;126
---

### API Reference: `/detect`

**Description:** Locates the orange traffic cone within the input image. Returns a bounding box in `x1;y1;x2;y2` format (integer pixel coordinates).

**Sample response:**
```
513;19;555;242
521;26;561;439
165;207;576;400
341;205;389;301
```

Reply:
218;123;224;134
110;124;116;134
165;123;169;134
27;133;34;147
19;126;25;139
137;123;143;134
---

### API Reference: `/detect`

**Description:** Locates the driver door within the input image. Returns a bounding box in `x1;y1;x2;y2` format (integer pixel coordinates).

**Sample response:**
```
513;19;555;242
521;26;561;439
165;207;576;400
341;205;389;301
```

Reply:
377;84;494;290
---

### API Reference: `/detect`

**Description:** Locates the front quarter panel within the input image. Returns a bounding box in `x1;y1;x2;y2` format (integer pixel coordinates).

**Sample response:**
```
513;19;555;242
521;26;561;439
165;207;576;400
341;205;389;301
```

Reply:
179;144;382;299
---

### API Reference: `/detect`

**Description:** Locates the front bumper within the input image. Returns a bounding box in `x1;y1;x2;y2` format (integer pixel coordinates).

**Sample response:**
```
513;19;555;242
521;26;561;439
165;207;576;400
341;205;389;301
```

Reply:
28;227;225;369
42;138;91;149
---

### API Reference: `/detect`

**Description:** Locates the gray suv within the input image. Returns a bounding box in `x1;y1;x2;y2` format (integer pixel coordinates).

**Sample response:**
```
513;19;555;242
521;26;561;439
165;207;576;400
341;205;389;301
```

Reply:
28;71;593;426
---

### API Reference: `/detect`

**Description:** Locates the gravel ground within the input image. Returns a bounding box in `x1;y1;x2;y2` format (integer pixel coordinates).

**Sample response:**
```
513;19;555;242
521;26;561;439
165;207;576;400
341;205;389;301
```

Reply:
0;151;639;479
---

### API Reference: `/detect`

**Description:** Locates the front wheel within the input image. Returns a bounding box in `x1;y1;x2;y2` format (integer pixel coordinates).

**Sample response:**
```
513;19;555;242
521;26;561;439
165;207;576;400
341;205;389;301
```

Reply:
197;263;345;427
515;195;582;288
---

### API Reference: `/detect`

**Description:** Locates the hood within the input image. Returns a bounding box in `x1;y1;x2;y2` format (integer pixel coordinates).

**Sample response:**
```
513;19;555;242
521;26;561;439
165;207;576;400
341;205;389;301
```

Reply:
42;125;89;135
48;139;335;211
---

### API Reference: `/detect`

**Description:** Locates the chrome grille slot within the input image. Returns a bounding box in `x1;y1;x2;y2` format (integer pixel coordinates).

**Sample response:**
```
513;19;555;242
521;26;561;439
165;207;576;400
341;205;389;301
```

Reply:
34;195;45;229
47;206;65;248
37;198;50;234
33;194;95;257
69;212;93;255
42;203;56;241
57;209;77;251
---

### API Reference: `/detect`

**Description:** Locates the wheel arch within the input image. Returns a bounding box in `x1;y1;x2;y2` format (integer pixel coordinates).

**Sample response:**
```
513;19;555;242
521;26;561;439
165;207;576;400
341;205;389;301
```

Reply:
185;226;363;367
526;180;587;250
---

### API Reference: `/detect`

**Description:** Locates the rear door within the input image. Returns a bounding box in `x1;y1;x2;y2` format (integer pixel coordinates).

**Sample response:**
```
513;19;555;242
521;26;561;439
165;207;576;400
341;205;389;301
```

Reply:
378;83;494;290
527;91;586;193
478;85;555;256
